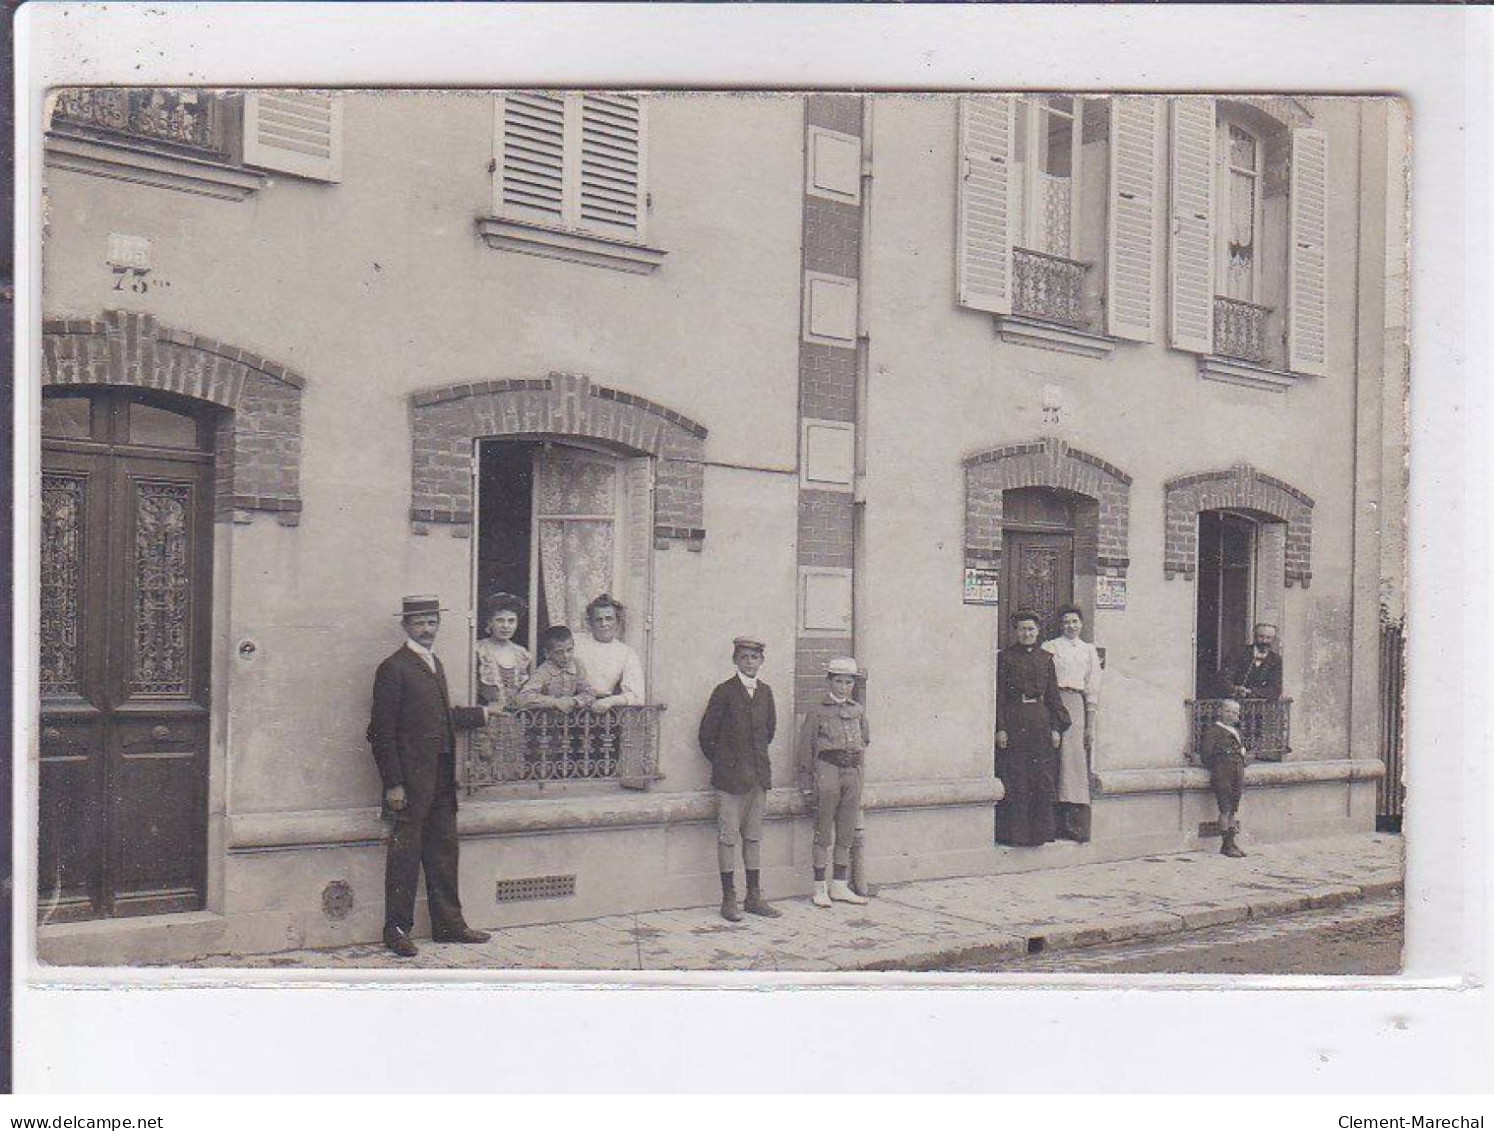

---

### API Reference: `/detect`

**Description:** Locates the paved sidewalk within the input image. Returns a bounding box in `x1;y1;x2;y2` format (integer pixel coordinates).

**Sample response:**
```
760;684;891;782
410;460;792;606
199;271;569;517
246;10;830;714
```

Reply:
192;832;1402;972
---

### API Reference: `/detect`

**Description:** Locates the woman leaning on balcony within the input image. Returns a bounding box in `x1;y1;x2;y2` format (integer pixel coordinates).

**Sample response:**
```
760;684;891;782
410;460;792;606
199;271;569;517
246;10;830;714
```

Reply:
573;594;646;711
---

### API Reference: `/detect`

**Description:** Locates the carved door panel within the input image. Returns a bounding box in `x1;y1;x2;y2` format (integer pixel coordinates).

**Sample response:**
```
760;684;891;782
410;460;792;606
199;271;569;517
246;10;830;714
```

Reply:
1001;531;1074;648
40;392;213;922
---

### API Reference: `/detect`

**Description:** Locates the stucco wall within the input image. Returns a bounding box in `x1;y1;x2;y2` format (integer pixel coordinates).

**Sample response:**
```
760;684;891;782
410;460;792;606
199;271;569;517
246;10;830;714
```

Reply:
858;95;1367;773
42;91;807;816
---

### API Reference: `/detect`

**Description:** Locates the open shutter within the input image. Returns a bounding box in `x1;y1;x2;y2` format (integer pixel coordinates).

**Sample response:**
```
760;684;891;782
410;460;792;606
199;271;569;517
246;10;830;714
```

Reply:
578;94;646;240
956;96;1016;315
1288;128;1329;376
1167;97;1216;353
496;92;567;223
242;91;342;182
1106;96;1162;341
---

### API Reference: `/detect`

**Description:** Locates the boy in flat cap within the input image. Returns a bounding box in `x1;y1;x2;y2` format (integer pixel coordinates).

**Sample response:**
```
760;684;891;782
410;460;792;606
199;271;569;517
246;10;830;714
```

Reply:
797;656;871;907
698;636;779;921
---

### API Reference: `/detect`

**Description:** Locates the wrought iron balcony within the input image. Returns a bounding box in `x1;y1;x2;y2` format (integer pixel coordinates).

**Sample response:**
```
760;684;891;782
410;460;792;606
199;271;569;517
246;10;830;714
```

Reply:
1186;698;1292;763
1012;247;1090;329
462;704;666;790
1212;296;1272;365
50;88;230;161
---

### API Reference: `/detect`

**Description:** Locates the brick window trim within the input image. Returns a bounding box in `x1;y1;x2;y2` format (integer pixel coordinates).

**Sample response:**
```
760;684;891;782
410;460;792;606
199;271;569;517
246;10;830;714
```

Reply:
42;310;306;525
962;435;1134;577
1163;464;1315;587
409;372;709;545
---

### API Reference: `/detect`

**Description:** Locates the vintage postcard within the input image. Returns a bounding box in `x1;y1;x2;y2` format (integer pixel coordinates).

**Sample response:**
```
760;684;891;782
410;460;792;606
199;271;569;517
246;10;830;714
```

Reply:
29;85;1408;976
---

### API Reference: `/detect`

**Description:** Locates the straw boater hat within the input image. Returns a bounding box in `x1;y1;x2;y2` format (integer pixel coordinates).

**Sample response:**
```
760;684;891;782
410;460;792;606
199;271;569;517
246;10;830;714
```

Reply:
396;594;448;618
732;635;766;652
826;656;862;677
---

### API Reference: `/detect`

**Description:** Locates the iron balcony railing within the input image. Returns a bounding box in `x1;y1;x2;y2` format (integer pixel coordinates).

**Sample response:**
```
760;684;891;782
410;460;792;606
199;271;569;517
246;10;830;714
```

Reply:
1187;697;1292;763
462;704;666;790
1013;247;1090;329
1212;296;1273;365
50;89;230;160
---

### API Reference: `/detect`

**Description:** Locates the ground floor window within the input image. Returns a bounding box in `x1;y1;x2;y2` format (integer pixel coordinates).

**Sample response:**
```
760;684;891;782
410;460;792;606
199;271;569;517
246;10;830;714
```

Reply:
468;438;660;787
1194;509;1257;695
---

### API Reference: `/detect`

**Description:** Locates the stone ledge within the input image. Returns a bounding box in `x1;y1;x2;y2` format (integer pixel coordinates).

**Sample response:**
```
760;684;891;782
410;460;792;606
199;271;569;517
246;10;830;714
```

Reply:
477;216;667;275
226;777;1006;852
46;134;265;202
1095;758;1386;797
995;315;1119;360
1198;355;1300;392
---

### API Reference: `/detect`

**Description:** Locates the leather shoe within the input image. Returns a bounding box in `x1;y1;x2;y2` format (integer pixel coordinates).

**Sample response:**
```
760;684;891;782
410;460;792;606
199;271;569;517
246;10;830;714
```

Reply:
383;926;419;958
720;894;744;923
432;924;492;944
743;894;782;918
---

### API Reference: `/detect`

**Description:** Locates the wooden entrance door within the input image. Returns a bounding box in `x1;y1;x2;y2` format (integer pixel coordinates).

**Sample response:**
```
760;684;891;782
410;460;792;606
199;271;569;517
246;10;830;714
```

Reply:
39;390;215;922
1001;530;1074;648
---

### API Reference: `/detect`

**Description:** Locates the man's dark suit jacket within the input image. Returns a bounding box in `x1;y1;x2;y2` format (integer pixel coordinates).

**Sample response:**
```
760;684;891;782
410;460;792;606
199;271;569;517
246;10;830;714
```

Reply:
368;645;487;816
1217;647;1283;701
698;676;776;795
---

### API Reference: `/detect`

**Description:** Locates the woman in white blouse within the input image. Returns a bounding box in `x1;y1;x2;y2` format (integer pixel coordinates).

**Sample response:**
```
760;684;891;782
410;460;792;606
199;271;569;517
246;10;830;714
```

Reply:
1042;604;1101;842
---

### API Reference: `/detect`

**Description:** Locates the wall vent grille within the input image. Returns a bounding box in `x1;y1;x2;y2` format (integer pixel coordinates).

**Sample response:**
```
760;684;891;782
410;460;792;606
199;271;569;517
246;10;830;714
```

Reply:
496;874;577;903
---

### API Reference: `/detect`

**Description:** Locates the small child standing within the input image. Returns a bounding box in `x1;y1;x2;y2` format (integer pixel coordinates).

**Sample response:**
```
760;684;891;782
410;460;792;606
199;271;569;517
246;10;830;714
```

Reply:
1200;697;1250;858
475;592;532;708
517;626;596;711
797;656;870;908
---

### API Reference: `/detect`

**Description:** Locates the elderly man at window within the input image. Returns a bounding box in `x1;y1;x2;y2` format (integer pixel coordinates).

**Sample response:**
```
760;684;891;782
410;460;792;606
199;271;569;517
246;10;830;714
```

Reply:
573;594;646;710
1217;622;1283;702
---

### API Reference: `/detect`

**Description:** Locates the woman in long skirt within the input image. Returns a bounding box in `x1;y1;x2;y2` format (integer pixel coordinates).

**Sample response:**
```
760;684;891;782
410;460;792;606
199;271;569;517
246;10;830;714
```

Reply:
1042;604;1102;842
994;609;1071;846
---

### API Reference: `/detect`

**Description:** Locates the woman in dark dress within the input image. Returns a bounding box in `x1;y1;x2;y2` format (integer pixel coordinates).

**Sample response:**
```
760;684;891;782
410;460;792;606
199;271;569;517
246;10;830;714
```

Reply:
994;609;1072;846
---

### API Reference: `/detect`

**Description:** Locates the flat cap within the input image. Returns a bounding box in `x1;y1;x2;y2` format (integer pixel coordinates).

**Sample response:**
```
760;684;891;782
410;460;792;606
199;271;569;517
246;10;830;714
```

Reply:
732;635;766;651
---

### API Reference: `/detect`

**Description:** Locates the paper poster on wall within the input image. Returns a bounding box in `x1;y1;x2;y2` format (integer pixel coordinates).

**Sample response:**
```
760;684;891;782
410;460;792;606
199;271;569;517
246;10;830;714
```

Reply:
1096;575;1127;610
963;567;1000;606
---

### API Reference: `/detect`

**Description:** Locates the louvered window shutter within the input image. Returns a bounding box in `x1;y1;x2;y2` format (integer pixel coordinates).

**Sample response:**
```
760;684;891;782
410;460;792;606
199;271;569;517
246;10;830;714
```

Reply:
1167;96;1216;353
1106;96;1163;341
578;94;646;240
956;95;1016;315
497;93;568;223
242;91;343;182
1288;128;1329;376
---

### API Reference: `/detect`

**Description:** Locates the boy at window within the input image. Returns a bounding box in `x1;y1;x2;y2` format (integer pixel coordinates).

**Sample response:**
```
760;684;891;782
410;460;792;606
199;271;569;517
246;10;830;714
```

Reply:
518;626;596;711
796;656;871;908
573;594;646;710
698;636;779;921
475;592;531;708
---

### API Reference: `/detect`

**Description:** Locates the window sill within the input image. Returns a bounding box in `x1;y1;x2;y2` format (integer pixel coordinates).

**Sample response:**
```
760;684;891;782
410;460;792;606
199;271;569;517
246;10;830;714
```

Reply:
477;215;667;276
44;132;265;202
995;314;1118;360
1197;355;1300;392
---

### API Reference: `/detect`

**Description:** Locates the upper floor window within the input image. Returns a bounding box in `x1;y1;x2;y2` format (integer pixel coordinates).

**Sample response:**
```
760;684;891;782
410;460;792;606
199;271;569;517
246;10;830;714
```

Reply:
1168;97;1328;377
956;94;1144;351
46;88;344;200
483;92;664;273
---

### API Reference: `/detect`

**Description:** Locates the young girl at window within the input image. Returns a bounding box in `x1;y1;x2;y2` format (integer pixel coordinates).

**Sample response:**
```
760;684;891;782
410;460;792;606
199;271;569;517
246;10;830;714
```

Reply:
475;592;532;708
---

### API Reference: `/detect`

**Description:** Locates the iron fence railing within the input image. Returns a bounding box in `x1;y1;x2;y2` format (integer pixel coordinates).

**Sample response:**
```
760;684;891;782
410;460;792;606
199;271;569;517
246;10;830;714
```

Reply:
1013;247;1090;329
1187;697;1292;763
51;89;230;160
1377;618;1406;830
462;704;665;791
1212;295;1272;365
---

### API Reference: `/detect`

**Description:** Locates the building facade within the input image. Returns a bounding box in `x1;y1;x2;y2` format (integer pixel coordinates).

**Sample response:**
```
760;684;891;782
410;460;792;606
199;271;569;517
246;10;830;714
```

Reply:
33;90;1404;963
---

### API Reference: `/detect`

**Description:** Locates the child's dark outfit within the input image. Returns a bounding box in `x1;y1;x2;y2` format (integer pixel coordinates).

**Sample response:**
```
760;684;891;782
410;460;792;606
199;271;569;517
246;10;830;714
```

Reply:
1200;718;1248;857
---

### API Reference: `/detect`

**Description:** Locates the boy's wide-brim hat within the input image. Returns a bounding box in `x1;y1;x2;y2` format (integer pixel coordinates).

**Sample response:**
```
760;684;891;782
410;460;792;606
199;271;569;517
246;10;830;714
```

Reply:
396;594;448;617
826;656;862;677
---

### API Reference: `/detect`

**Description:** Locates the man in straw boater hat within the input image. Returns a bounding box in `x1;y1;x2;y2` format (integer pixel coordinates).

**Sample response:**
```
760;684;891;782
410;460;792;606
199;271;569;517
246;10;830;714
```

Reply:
697;634;780;921
368;595;500;957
